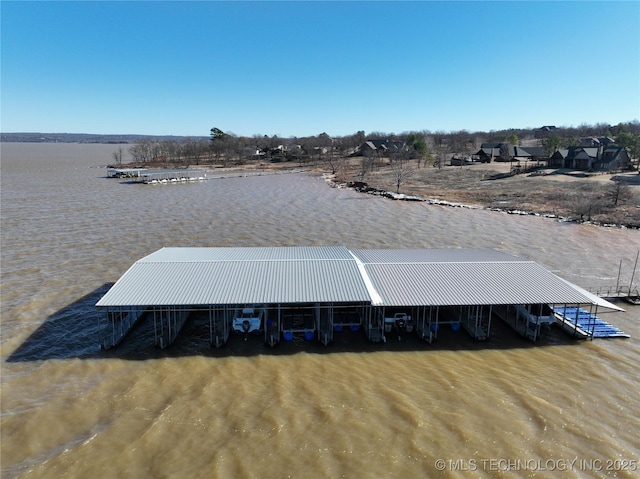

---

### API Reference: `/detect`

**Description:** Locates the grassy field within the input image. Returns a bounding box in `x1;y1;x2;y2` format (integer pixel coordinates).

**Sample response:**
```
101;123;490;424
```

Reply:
330;159;640;229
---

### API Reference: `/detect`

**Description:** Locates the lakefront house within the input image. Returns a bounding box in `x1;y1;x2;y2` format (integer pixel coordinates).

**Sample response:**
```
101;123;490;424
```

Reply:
548;146;631;171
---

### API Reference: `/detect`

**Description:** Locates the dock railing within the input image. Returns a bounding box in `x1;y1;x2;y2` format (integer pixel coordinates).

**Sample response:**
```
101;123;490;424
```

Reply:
589;285;639;299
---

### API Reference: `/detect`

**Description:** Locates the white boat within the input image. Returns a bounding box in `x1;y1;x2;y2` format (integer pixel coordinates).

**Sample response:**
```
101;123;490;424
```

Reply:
232;308;264;334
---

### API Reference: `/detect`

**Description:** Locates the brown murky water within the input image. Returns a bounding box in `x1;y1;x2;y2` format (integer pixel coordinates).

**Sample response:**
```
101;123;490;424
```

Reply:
1;142;639;478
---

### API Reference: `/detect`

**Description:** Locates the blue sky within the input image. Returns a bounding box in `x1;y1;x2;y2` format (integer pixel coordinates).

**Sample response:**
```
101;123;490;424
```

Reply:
2;1;639;137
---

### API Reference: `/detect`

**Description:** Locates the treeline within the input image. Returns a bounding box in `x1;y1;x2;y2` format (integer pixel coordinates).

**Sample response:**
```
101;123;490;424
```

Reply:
110;121;640;167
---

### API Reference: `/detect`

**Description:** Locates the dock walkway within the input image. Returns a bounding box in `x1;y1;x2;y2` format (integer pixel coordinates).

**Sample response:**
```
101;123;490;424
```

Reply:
552;306;629;339
591;286;640;305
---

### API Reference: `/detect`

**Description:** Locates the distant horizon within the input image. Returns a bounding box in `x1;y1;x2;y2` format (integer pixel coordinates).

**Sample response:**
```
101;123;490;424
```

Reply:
2;119;638;141
2;2;638;137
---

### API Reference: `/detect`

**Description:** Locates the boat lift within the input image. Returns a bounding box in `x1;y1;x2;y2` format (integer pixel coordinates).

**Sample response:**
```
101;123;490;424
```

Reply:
494;304;554;341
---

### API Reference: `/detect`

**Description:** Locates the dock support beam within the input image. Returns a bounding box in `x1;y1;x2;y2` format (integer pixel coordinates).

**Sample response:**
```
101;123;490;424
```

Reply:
153;306;189;349
210;306;230;348
100;306;145;349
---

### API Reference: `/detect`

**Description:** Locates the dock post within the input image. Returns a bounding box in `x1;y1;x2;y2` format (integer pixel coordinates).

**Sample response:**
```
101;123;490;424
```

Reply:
209;306;213;346
487;305;492;339
628;251;639;296
100;306;146;349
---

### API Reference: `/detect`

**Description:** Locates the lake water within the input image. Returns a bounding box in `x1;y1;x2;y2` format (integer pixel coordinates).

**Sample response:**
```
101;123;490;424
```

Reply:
1;142;639;478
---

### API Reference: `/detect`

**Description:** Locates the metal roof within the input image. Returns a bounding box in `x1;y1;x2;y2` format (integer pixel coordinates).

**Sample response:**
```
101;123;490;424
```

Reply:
139;246;355;263
96;246;370;306
351;249;621;309
349;248;521;264
96;247;621;310
362;262;592;307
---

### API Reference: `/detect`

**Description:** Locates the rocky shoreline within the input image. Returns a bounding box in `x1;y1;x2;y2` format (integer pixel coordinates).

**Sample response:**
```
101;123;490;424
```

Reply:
322;174;637;230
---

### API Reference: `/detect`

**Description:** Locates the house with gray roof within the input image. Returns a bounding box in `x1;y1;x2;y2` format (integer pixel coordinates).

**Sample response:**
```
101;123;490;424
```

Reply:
513;146;548;162
356;139;406;157
474;143;513;162
548;149;569;168
593;146;631;171
535;126;558;138
579;137;616;147
549;146;630;171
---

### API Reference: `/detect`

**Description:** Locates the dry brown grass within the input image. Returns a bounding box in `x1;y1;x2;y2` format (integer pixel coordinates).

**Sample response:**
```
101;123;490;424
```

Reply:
334;159;640;228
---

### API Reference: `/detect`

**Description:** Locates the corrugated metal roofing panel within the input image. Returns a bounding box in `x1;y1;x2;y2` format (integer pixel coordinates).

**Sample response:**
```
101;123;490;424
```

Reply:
97;247;618;311
364;262;593;306
140;246;353;263
350;248;521;264
97;258;370;306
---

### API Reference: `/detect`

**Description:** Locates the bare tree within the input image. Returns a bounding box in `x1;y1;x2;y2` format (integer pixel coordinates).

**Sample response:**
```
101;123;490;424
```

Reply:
342;130;365;156
317;133;342;175
151;141;163;163
228;134;251;165
183;138;208;165
111;146;124;166
318;132;332;156
358;155;374;182
389;157;414;194
432;134;450;168
194;139;208;165
160;140;178;166
129;140;153;164
604;180;633;207
572;189;605;221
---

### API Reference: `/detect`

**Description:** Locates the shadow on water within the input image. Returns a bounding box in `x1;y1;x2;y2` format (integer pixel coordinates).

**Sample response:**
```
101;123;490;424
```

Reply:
6;284;113;363
6;285;585;363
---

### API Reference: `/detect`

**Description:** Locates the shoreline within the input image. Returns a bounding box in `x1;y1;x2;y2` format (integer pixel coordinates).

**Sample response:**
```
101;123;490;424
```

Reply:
109;160;639;230
321;173;638;230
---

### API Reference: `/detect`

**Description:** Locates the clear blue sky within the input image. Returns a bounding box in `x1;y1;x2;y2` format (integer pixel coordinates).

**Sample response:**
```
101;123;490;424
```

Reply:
2;1;638;138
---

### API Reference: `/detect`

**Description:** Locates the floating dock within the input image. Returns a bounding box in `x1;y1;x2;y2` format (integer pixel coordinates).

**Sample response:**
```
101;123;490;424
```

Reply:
551;306;630;339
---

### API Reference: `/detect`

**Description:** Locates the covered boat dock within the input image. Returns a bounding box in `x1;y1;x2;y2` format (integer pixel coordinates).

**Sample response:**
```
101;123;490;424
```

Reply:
106;167;206;183
138;169;205;184
106;167;148;178
95;247;624;350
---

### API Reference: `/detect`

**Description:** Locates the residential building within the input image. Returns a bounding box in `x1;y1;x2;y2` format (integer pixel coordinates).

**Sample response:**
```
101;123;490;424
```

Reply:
548;146;630;171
